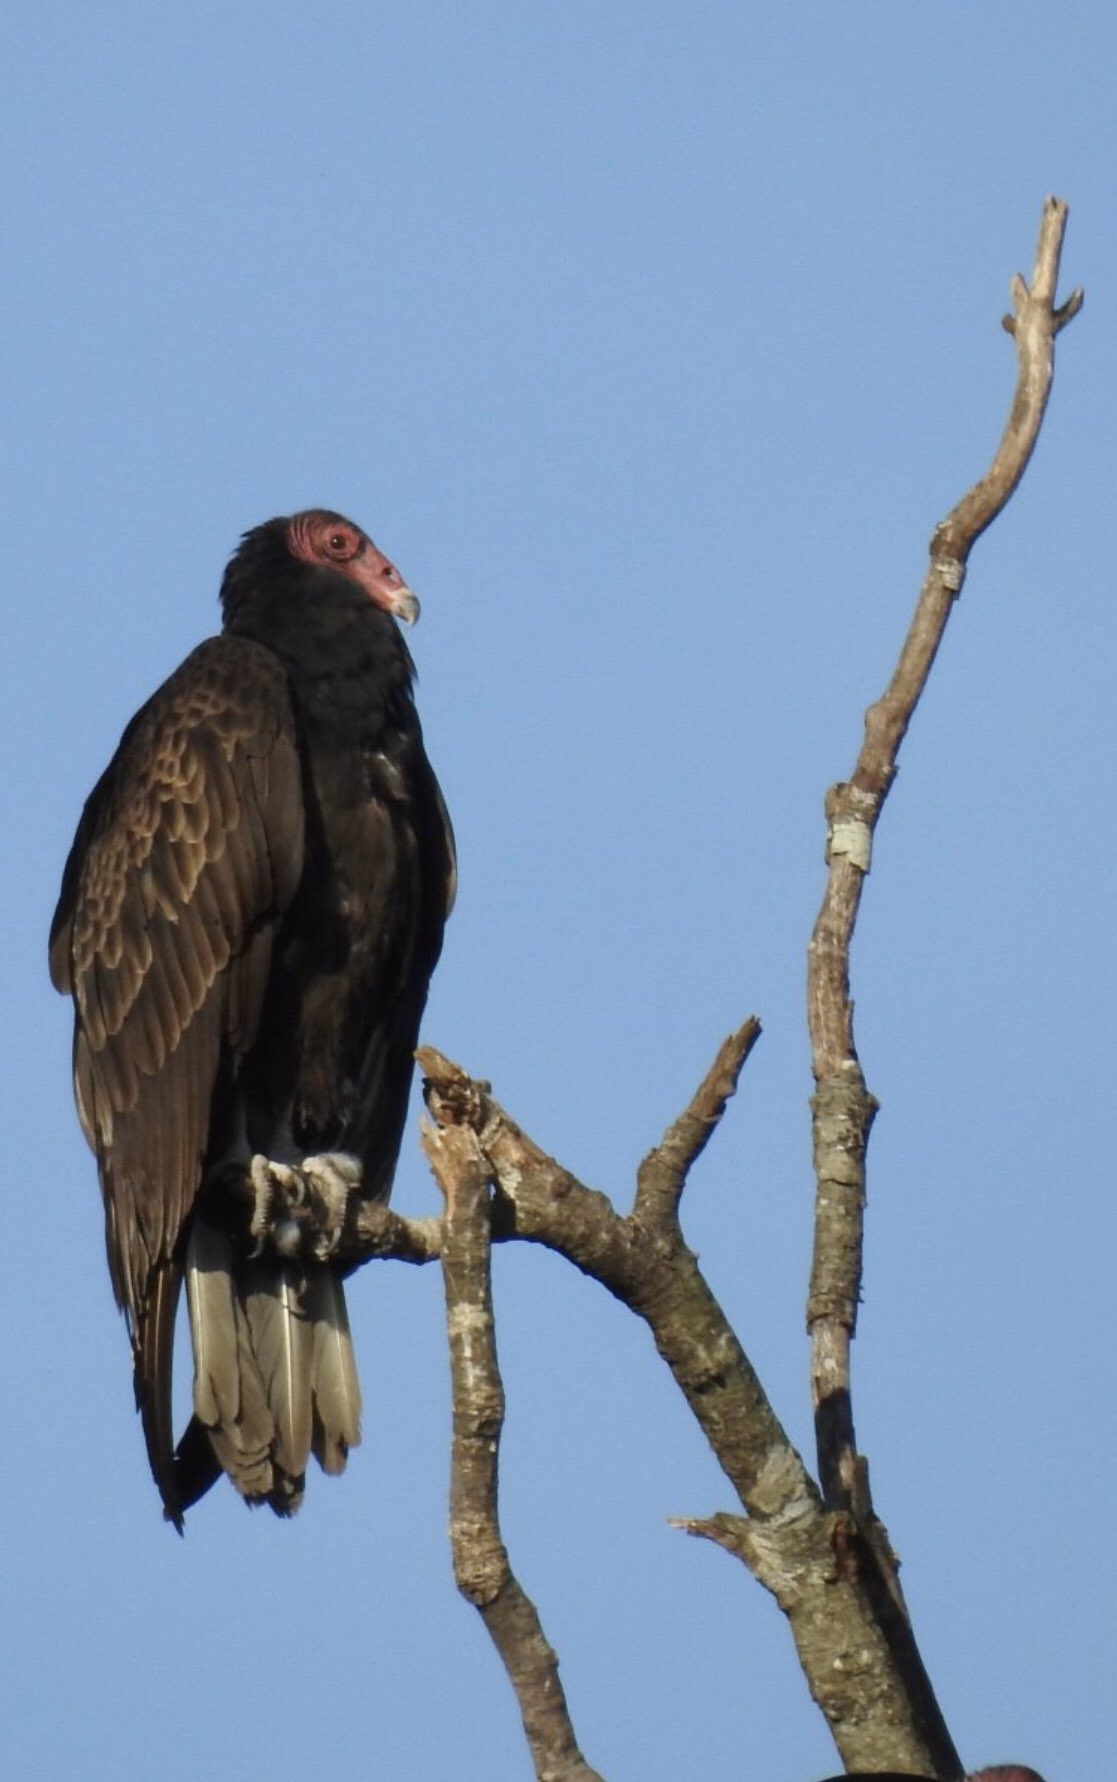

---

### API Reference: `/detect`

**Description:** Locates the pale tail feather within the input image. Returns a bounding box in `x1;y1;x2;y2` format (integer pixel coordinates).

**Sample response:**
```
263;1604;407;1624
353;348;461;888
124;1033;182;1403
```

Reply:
307;1272;362;1474
241;1262;315;1494
185;1224;359;1512
185;1219;241;1427
185;1222;277;1505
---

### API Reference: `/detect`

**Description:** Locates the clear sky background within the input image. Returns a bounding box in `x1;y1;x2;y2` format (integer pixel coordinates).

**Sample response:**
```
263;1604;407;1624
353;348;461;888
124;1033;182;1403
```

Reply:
3;6;1110;1780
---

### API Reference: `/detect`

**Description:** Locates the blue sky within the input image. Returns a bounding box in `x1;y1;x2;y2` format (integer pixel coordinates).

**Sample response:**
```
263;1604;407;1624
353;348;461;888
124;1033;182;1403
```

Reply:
3;5;1111;1779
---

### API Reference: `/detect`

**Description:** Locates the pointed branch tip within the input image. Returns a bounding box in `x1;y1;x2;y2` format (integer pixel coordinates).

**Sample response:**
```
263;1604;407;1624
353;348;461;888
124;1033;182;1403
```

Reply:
635;1017;762;1226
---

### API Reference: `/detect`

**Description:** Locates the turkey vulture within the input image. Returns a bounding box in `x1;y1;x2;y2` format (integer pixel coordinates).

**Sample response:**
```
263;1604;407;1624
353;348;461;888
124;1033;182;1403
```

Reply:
49;510;455;1527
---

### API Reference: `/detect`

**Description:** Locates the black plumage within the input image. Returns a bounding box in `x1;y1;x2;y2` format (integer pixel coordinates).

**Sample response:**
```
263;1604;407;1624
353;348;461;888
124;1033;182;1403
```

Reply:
50;510;455;1526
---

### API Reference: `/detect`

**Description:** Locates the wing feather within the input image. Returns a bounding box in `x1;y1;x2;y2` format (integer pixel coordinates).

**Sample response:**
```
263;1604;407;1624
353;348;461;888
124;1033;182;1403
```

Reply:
50;635;305;1518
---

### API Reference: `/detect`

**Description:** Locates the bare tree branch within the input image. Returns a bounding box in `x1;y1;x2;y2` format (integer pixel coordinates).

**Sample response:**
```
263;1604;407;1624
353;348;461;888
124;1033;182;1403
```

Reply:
634;1017;761;1228
806;196;1081;1542
429;1120;604;1782
418;1046;960;1778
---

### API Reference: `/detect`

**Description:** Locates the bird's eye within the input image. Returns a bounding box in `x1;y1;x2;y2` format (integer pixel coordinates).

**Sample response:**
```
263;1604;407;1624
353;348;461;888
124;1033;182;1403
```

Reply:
327;532;349;554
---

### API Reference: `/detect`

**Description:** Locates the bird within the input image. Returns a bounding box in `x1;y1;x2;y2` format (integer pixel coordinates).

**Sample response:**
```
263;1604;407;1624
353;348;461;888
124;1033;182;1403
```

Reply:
49;509;455;1528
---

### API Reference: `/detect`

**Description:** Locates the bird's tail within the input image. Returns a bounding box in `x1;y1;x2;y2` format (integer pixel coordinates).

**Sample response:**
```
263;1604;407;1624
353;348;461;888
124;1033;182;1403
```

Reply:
134;1260;188;1531
182;1218;362;1515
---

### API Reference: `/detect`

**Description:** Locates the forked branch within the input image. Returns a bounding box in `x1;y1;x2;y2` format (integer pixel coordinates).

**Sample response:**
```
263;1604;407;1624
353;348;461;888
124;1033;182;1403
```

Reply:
418;1045;959;1779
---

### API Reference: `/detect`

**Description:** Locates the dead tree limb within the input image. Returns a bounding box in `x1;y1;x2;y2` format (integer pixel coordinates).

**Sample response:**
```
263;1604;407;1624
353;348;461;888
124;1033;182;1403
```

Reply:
806;197;1082;1543
430;1120;604;1782
419;1044;961;1779
634;1017;761;1228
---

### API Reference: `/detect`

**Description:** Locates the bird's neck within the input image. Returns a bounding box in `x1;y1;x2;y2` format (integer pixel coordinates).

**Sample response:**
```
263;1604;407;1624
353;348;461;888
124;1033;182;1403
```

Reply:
225;567;417;747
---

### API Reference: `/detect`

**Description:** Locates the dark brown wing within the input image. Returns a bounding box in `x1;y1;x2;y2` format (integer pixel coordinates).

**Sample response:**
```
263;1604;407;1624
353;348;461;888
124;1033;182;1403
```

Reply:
50;635;305;1521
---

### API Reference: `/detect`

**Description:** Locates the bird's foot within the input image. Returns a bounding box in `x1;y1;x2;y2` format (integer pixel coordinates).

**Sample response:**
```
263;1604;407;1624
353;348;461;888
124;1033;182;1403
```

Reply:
247;1152;363;1261
299;1154;363;1259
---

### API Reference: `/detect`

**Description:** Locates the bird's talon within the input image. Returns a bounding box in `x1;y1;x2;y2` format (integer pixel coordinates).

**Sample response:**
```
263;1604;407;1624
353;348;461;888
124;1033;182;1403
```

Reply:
300;1152;363;1257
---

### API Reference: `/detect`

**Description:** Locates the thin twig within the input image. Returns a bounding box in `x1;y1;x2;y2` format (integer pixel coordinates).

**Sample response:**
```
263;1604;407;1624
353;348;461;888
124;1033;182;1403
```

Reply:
806;197;1081;1516
634;1018;762;1227
430;1120;604;1782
